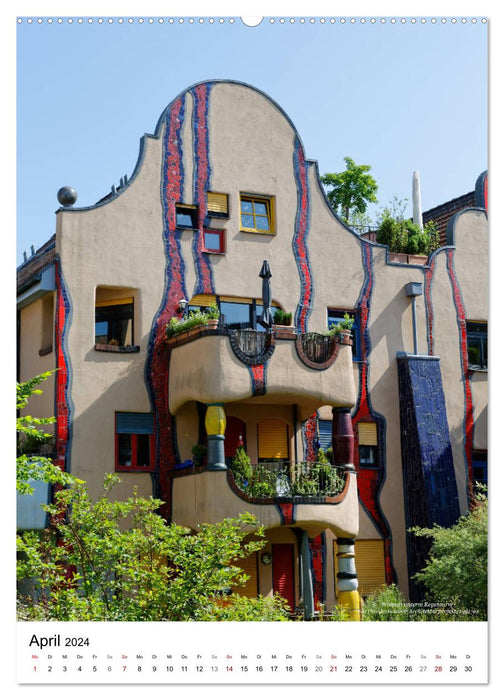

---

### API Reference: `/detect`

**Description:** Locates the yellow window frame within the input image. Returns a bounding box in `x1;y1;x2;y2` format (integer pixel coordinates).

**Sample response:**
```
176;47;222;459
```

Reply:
239;193;275;234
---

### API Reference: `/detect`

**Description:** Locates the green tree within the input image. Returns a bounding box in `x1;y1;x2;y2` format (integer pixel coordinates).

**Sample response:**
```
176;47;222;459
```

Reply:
320;156;378;226
16;375;289;622
17;475;289;621
17;373;79;494
411;491;487;621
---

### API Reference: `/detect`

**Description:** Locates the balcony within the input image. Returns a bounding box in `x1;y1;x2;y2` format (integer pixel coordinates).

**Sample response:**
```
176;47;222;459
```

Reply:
166;325;356;419
171;461;358;538
228;461;347;501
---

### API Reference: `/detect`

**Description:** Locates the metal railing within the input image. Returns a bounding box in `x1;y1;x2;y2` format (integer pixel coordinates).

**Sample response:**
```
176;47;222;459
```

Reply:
230;461;347;499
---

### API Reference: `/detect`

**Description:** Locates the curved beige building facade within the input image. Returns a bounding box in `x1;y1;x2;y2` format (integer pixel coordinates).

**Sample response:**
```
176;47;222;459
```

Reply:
17;80;488;614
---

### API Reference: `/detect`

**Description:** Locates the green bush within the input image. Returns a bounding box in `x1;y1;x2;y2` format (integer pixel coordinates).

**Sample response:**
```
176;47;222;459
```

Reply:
376;214;439;255
361;584;415;621
166;309;216;338
17;472;289;621
412;490;487;621
273;309;293;326
229;446;252;487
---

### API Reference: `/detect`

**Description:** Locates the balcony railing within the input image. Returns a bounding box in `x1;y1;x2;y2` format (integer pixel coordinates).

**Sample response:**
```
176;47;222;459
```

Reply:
229;461;347;500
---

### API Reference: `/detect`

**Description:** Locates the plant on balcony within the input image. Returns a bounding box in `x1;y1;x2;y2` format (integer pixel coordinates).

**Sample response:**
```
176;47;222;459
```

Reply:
229;446;252;488
273;309;293;326
205;302;220;320
328;312;354;336
166;308;218;338
292;462;345;497
246;463;276;498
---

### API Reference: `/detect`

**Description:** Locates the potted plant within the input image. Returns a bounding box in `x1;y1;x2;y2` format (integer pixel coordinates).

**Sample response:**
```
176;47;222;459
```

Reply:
205;302;220;329
273;309;293;326
328;312;354;341
166;307;219;339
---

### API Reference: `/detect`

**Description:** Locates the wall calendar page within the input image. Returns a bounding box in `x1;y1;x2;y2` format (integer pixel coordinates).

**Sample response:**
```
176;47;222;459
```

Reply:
11;2;493;696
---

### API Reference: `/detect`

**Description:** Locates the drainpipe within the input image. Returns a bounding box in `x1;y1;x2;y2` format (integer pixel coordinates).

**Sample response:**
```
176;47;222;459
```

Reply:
405;282;423;356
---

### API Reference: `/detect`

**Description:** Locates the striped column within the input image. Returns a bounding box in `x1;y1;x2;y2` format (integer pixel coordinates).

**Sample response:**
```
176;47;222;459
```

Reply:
332;407;354;466
205;403;226;471
336;537;361;621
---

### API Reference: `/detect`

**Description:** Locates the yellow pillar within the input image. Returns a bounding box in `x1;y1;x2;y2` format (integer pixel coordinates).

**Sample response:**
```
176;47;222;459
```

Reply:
205;403;226;470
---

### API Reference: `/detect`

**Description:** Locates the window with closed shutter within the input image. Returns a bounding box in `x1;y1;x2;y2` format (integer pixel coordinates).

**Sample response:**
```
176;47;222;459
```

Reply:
258;419;289;461
358;422;377;445
207;191;229;217
333;539;386;597
232;552;258;598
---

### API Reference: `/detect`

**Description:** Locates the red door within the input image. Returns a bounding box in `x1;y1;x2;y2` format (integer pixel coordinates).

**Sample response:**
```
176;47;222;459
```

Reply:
272;543;295;612
225;417;246;458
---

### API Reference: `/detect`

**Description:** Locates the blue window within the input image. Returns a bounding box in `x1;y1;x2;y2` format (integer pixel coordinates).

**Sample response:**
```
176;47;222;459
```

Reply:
472;451;487;488
176;204;198;229
467;322;487;370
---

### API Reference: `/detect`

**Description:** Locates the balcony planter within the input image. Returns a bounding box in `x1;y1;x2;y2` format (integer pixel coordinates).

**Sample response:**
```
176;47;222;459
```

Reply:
166;308;220;340
273;324;296;340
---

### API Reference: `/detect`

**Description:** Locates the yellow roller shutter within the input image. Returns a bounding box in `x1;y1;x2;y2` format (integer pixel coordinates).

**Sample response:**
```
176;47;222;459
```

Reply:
355;540;386;596
333;539;386;598
232;552;258;598
189;294;217;307
207;191;229;215
358;422;377;446
258;419;289;460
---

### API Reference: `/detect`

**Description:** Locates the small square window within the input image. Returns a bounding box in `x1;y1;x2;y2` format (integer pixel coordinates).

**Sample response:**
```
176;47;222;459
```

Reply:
467;321;487;370
176;204;198;229
240;194;274;234
115;412;155;472
203;228;226;253
95;299;134;346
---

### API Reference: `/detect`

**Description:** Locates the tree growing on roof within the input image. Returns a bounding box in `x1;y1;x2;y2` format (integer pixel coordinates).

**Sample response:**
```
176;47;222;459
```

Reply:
320;156;378;227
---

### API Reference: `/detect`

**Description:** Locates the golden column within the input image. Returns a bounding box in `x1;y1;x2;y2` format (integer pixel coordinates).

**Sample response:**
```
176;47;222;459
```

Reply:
205;403;227;470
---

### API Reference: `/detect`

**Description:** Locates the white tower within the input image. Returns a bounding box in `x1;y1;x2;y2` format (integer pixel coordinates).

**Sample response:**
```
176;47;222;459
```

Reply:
412;170;423;231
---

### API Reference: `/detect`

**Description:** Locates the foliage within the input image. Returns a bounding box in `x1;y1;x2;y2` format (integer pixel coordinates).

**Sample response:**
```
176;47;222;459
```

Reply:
291;462;345;497
328;312;354;335
273;309;293;326
16;373;81;495
321;157;378;225
411;490;487;621
205;302;220;320
229;446;252;487
17;473;289;621
203;593;290;621
376;198;439;255
361;584;416;621
166;308;217;338
246;463;276;498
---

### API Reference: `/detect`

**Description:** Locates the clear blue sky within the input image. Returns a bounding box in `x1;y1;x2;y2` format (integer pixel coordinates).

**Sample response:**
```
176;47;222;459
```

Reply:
16;14;487;264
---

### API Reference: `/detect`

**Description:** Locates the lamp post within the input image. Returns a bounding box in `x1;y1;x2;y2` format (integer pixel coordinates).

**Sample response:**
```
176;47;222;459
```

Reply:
405;282;423;356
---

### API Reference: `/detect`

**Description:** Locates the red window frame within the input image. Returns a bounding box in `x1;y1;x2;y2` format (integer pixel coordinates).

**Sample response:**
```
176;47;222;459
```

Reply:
115;431;155;472
202;227;226;254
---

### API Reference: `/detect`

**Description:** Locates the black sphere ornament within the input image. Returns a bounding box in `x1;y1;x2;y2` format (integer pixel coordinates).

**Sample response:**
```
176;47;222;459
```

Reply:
57;186;78;207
